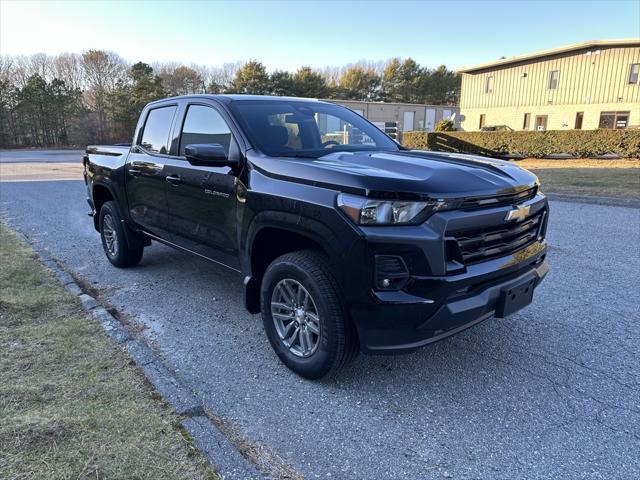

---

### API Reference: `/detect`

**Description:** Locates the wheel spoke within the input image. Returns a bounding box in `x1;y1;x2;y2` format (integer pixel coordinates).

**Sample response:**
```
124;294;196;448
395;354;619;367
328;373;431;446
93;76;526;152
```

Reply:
281;320;295;340
303;328;313;354
305;320;319;335
281;281;296;305
286;326;300;347
296;284;304;306
272;302;292;311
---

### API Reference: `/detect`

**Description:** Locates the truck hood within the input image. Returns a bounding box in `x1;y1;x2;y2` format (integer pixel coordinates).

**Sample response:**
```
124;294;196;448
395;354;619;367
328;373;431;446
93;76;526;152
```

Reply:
251;149;538;198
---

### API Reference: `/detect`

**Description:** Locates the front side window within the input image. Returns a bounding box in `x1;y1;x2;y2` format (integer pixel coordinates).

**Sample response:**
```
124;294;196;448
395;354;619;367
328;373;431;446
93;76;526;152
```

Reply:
139;106;177;154
629;63;639;84
479;114;486;129
179;105;234;156
548;70;559;90
523;113;531;130
485;76;493;94
229;100;398;158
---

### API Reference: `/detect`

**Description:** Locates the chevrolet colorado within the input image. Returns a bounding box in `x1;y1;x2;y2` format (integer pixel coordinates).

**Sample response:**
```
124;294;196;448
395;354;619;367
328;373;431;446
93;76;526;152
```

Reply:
84;95;549;379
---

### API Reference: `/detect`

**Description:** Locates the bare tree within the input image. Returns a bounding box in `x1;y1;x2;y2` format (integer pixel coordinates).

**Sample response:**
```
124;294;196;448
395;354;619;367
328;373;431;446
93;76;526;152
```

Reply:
53;53;84;90
208;61;243;92
0;55;15;82
81;50;127;142
159;65;204;95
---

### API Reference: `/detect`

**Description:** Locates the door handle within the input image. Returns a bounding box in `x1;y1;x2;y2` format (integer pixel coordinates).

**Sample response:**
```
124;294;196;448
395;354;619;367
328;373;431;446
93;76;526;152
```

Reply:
128;168;141;176
165;174;182;185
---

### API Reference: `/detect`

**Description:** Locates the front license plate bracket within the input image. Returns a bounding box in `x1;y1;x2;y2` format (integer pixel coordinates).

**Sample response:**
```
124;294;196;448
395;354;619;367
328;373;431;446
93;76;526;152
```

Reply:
495;276;536;318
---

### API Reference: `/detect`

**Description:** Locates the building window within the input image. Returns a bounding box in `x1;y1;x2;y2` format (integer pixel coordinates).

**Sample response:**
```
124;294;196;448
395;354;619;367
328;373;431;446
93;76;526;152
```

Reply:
479;114;486;129
599;111;630;129
523;113;531;130
575;112;584;130
548;70;559;90
629;64;639;84
485;76;493;94
534;115;548;131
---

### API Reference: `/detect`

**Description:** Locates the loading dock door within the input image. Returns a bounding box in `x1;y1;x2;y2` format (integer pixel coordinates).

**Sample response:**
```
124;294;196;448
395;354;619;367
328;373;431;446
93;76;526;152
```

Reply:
403;111;415;132
425;109;436;131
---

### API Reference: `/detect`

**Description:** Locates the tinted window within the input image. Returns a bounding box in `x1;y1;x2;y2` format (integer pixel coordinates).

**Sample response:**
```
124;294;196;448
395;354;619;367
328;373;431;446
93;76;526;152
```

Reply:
139;106;177;154
629;63;639;84
229;100;398;158
179;105;233;156
485;76;493;93
548;70;559;90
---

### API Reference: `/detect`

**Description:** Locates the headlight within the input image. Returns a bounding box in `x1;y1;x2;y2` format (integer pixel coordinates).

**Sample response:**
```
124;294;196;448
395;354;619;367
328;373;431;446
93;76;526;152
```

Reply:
337;193;454;225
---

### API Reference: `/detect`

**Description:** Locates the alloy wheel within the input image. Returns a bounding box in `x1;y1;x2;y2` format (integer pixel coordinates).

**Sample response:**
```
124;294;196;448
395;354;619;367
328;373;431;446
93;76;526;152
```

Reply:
271;278;321;357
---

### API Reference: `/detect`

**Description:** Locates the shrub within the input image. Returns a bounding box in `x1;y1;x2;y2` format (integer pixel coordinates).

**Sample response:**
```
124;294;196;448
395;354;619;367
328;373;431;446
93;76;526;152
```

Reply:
434;119;455;132
402;129;640;159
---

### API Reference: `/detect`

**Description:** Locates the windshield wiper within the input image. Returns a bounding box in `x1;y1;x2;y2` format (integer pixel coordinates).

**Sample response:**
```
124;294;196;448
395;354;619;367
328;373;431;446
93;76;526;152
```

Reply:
278;153;321;159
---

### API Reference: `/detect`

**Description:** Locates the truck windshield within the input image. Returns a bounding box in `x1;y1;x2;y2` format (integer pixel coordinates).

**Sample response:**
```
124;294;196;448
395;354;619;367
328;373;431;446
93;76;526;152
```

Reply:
229;100;400;158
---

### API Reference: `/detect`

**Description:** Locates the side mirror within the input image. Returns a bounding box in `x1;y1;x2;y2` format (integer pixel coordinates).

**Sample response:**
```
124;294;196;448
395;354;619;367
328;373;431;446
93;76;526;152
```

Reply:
184;144;235;166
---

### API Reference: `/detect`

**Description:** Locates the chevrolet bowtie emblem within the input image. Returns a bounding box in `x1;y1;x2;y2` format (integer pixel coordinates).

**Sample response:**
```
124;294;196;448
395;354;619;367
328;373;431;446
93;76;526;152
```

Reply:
505;205;531;222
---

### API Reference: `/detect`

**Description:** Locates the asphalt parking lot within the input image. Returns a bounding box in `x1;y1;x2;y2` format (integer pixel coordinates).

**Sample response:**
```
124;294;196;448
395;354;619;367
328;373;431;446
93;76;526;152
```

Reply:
1;152;639;479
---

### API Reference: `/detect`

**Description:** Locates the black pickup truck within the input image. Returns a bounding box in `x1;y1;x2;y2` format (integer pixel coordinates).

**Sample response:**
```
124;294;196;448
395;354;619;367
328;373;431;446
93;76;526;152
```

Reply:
84;95;549;379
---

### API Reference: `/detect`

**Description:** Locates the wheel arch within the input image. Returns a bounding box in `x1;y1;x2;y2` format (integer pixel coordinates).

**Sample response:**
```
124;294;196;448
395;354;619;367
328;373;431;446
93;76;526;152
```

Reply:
91;183;115;231
243;213;340;314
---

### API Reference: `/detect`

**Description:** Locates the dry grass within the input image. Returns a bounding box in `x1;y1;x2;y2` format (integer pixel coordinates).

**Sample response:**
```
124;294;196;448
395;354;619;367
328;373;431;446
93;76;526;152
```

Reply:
0;225;218;480
516;158;640;198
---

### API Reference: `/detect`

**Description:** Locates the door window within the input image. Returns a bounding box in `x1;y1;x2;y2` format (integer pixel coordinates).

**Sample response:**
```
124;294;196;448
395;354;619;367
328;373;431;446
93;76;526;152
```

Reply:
139;106;177;154
479;114;486;129
179;105;234;156
575;112;584;130
523;113;531;130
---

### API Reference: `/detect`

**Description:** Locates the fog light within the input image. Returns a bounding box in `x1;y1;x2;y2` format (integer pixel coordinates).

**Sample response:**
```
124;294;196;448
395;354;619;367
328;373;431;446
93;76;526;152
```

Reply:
375;255;410;291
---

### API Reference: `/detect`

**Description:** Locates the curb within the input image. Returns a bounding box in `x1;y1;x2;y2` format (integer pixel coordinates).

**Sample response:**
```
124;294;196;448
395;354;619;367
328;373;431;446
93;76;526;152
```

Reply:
16;232;264;480
545;192;640;208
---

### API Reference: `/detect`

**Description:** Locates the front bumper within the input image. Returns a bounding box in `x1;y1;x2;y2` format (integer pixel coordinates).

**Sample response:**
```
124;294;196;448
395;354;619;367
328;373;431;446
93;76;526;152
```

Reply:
356;251;547;353
340;194;549;354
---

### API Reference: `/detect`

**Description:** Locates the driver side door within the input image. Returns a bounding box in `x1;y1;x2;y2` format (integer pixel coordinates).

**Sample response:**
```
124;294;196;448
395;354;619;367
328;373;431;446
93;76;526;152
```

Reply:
163;103;241;270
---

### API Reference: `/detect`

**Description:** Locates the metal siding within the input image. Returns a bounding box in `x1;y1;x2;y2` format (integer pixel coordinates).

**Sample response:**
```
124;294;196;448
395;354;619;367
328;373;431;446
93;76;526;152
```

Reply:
460;43;640;130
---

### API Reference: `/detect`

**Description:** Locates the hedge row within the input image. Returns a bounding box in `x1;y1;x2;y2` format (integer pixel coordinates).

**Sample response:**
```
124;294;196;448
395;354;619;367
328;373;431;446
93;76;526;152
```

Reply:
401;129;640;159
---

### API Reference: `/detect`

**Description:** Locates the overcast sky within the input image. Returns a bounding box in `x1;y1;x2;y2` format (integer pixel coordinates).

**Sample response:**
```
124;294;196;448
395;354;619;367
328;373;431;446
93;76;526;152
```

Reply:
1;0;639;71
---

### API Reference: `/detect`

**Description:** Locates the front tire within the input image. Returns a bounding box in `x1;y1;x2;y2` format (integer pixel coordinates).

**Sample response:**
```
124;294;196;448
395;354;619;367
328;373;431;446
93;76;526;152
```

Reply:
99;201;143;268
260;250;358;379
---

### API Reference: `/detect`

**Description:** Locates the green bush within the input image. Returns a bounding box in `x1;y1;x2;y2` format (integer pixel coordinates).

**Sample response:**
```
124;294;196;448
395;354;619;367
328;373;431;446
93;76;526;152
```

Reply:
434;119;455;132
402;129;640;158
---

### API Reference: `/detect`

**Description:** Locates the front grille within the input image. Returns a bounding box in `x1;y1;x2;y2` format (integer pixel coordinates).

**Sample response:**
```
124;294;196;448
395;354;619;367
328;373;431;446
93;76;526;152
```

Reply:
448;212;544;265
461;187;537;210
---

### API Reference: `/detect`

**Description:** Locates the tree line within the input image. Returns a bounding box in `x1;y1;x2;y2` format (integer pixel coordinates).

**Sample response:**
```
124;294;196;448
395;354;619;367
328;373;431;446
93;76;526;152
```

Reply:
0;51;460;148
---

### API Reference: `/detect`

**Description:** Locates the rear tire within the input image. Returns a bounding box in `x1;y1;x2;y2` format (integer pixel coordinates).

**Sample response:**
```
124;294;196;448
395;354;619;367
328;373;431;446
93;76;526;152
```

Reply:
260;250;358;379
99;201;144;268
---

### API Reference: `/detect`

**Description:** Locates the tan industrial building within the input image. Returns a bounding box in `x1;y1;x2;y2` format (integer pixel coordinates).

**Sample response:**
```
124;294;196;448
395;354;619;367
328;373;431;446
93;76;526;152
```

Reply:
328;100;460;132
458;39;640;131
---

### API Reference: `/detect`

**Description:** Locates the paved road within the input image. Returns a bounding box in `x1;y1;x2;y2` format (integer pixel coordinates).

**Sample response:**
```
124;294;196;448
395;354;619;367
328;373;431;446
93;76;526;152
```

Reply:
1;172;639;479
0;149;84;163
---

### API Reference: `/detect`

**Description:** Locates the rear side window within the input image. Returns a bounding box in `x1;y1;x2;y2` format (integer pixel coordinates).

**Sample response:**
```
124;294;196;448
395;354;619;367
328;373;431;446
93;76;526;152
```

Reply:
139;106;177;154
179;105;233;156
